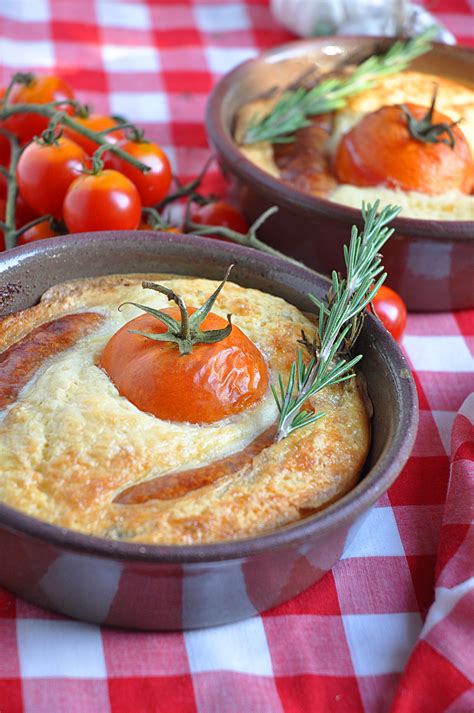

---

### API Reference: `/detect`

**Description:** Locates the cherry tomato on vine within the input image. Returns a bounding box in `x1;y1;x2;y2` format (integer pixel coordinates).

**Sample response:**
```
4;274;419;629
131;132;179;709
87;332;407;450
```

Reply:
17;220;61;246
106;140;171;206
190;201;249;235
371;285;407;342
6;76;75;144
63;114;124;156
17;137;87;219
63;169;141;233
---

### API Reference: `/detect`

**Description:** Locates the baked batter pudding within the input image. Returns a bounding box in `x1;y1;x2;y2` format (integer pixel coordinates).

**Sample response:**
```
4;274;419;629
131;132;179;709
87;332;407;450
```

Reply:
235;70;474;220
0;273;370;545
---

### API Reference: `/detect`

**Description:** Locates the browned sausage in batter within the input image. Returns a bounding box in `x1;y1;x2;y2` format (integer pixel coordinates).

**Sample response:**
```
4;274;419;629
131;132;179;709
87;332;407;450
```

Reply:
115;424;277;504
0;312;103;409
273;113;337;196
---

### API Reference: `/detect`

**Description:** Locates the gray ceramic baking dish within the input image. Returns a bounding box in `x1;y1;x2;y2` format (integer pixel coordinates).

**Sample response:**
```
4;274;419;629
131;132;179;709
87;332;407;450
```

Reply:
0;232;418;630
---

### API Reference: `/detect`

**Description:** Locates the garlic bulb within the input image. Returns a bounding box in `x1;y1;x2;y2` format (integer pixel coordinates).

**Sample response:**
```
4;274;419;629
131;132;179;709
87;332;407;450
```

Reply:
270;0;455;43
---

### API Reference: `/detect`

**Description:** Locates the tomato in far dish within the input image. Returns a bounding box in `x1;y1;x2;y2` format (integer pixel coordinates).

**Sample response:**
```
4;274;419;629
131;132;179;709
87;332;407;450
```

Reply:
371;285;407;342
335;103;473;196
190;201;249;235
106;140;172;206
63;169;142;233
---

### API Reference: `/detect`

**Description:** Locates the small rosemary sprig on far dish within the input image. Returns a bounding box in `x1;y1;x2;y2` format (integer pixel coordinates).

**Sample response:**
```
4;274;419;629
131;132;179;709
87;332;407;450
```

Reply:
273;201;400;442
242;28;436;145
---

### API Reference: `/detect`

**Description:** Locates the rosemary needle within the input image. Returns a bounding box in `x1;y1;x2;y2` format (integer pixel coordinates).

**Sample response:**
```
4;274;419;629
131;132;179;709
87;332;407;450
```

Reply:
242;28;436;145
273;201;401;442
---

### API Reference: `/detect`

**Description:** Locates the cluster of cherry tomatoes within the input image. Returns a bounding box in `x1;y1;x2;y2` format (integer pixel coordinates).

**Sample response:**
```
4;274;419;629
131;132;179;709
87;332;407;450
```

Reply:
0;75;175;247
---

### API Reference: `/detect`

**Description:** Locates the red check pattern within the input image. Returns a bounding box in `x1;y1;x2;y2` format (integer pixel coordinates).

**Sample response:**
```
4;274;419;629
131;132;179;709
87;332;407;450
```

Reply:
0;2;473;712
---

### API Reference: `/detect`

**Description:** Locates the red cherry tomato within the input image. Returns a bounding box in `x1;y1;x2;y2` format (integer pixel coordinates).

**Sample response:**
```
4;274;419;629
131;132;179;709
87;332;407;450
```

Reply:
63;114;124;156
106;140;171;206
17;137;87;219
190;201;249;235
17;220;60;246
63;169;142;233
5;76;75;144
372;285;407;342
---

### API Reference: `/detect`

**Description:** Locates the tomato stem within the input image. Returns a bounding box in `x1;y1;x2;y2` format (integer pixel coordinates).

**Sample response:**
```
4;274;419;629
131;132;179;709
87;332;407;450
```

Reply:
155;155;215;210
0;103;151;173
14;213;53;239
3;131;22;250
121;266;234;356
186;205;304;268
400;86;458;148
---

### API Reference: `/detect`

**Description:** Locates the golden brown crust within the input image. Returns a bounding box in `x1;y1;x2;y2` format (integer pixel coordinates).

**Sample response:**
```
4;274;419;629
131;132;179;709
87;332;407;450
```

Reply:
0;274;370;545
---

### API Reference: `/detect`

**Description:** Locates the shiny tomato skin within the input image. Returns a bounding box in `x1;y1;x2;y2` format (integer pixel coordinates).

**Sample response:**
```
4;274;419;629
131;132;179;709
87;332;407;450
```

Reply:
372;285;407;342
63;169;142;233
63;114;124;156
17;137;87;219
6;76;75;144
100;307;269;424
335;103;473;195
190;201;249;235
106;140;172;206
17;220;60;246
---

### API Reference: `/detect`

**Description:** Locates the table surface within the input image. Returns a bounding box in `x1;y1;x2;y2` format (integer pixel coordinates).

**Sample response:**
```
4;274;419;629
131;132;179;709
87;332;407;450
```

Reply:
0;2;473;713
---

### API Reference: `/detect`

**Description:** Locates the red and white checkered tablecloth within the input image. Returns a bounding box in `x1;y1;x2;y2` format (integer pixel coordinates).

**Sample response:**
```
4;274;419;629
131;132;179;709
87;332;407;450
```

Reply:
0;2;473;712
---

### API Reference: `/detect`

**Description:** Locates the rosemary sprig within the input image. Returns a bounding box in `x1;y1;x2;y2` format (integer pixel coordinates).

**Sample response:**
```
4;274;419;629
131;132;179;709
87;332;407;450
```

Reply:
274;201;400;442
242;28;436;145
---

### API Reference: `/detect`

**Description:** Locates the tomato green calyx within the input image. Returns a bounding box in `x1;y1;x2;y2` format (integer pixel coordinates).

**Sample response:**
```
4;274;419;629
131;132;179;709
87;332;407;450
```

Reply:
118;265;234;356
400;87;458;149
126;126;147;144
38;124;64;146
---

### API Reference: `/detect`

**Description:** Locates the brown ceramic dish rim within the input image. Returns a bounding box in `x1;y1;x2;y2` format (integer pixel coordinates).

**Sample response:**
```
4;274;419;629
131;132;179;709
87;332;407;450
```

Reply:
0;232;418;564
206;36;474;240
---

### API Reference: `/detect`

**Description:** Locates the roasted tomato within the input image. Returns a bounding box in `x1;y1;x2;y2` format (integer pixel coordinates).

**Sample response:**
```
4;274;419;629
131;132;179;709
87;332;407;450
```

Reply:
106;140;172;206
63;114;124;156
335;103;473;195
5;76;75;144
17;137;86;219
190;201;249;234
372;285;407;342
100;306;268;424
17;220;61;246
63;169;141;233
